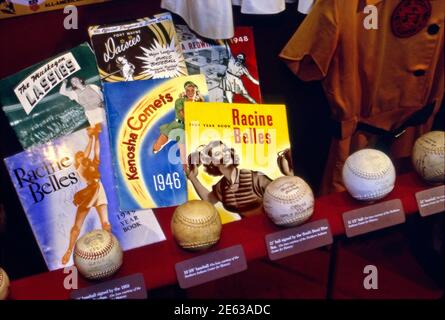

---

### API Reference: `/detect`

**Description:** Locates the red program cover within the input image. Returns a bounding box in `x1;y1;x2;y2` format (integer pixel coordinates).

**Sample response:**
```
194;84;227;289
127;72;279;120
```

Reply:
176;25;262;104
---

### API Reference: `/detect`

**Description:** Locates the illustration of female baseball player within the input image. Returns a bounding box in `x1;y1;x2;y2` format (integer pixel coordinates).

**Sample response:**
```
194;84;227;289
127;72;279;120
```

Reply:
186;141;272;217
116;56;136;81
61;126;110;265
220;42;259;103
59;76;105;128
152;81;205;167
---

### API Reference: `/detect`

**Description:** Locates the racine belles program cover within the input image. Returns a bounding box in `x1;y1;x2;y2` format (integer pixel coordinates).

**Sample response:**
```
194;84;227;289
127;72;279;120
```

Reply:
4;122;165;271
185;102;293;224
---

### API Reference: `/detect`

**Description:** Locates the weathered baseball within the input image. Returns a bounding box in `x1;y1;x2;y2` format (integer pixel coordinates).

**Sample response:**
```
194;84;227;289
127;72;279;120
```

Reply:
412;131;445;184
74;230;123;280
171;200;222;251
0;267;10;300
342;149;396;201
263;176;314;227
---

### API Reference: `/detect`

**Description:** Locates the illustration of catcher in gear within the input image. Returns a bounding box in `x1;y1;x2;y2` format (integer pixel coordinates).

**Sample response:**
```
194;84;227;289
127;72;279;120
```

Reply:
186;141;272;218
0;0;15;14
61;125;110;265
152;81;204;167
220;42;259;104
116;56;135;81
277;148;294;176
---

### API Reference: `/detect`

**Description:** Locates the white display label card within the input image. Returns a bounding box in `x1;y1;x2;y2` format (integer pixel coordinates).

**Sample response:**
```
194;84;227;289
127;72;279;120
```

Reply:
415;185;445;217
175;245;247;289
70;273;147;300
343;199;406;237
265;219;333;261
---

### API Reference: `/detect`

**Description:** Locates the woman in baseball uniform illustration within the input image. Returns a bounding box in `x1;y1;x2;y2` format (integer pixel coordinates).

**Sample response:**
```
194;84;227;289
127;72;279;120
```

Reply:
186;140;272;218
220;42;259;104
116;56;135;81
152;81;204;167
61;126;110;265
59;76;105;129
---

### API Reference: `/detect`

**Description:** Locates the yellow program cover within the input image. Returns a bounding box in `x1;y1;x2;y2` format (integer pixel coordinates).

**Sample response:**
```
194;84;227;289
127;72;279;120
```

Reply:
185;102;293;224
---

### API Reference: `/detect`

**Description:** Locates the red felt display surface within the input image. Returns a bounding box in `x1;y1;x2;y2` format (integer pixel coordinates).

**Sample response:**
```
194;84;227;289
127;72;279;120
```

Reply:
8;172;441;300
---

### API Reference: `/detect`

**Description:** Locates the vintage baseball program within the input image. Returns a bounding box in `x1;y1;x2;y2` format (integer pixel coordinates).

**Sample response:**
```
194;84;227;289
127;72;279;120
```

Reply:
185;102;292;224
88;12;188;82
176;24;262;104
0;43;99;149
0;0;111;20
104;74;208;210
4;121;166;271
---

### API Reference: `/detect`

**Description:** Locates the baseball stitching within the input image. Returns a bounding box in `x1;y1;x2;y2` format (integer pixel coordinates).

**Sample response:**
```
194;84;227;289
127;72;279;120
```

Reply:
417;146;445;155
423;168;445;181
415;138;445;155
181;238;219;249
415;154;444;182
352;186;394;201
175;211;219;227
346;159;391;180
74;232;115;261
266;180;310;204
83;262;122;280
274;209;313;226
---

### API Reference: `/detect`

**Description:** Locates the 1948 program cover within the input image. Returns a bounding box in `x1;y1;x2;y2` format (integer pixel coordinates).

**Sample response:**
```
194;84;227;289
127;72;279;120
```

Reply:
176;24;262;104
4;121;166;271
185;102;292;224
104;74;208;210
0;43;100;149
89;12;188;82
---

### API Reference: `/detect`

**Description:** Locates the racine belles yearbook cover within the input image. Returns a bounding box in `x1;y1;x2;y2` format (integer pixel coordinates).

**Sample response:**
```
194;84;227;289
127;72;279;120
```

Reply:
4;121;166;271
104;74;208;210
185;102;293;224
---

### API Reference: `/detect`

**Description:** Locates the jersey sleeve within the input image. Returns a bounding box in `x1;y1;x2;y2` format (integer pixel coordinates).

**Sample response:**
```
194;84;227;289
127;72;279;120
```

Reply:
279;0;339;81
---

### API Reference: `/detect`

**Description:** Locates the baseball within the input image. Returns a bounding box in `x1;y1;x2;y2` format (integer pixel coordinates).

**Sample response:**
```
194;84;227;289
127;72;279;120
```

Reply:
412;131;445;184
171;200;222;251
263;176;314;227
342;149;396;201
74;230;123;280
0;267;10;300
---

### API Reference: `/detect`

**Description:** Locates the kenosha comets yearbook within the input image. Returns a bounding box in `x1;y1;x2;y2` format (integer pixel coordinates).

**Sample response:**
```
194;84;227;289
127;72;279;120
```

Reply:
4;122;166;271
0;43;100;149
185;102;292;224
176;24;262;104
89;12;188;82
104;74;208;210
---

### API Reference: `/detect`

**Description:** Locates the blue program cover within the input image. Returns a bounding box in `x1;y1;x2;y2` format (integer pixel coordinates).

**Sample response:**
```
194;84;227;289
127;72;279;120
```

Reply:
4;121;166;271
104;74;208;210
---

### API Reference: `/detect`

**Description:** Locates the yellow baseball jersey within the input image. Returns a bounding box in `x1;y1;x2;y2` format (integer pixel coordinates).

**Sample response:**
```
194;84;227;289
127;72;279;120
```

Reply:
280;0;444;194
